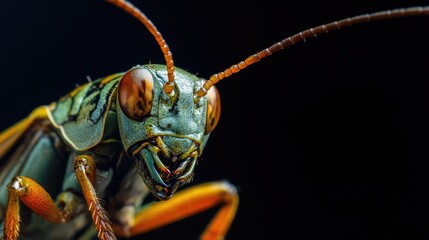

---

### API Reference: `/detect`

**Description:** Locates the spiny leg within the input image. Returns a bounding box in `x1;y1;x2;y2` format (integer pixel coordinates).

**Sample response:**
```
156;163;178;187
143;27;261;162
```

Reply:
4;176;69;240
74;154;116;240
114;181;239;240
3;154;116;240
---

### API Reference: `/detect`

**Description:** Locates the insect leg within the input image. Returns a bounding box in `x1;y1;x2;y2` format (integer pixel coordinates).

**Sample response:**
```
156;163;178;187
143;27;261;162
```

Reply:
114;181;238;240
4;176;69;240
73;154;116;240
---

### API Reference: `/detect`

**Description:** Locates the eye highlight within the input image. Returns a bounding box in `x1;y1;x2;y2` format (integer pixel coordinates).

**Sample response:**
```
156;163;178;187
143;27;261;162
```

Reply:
118;68;154;121
205;86;221;134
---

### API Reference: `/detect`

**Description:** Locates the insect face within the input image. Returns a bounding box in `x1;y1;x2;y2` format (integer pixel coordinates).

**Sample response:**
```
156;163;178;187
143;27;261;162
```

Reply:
117;64;221;200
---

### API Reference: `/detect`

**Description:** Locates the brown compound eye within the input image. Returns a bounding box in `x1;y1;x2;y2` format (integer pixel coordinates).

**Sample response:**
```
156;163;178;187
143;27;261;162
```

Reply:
118;68;154;121
205;85;221;134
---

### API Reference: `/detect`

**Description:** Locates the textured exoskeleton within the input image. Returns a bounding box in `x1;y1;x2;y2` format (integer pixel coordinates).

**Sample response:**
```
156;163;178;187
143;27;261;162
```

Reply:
0;64;237;239
1;0;428;239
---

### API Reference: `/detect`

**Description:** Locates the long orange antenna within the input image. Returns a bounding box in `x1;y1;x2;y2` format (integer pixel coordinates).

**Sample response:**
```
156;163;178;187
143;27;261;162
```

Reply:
196;6;429;97
107;0;176;94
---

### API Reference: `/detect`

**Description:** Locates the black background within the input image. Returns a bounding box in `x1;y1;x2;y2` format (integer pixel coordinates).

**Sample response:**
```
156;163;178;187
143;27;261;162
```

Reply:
1;0;429;239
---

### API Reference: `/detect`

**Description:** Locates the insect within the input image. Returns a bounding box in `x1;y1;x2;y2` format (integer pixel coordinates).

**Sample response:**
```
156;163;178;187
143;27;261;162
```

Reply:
0;0;428;240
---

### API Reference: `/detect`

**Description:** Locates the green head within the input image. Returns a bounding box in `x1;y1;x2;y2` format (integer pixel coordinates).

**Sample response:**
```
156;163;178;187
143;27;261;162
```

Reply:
116;64;221;200
106;0;223;200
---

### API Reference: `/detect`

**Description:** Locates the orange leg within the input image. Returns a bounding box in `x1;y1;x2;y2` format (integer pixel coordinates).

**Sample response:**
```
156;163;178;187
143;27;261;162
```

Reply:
74;155;116;240
115;181;239;240
4;176;68;240
3;154;116;240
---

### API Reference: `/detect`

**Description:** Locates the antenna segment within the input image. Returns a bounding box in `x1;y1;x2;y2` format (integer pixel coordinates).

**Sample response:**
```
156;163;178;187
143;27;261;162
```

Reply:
107;0;176;94
196;6;429;97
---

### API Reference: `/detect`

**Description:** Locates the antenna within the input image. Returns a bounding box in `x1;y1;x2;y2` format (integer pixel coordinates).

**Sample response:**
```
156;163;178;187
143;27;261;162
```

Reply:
196;6;429;97
107;0;176;94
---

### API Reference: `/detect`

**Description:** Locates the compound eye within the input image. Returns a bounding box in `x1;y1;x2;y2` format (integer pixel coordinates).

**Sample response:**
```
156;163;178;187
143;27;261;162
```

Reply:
205;86;221;134
118;68;154;121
